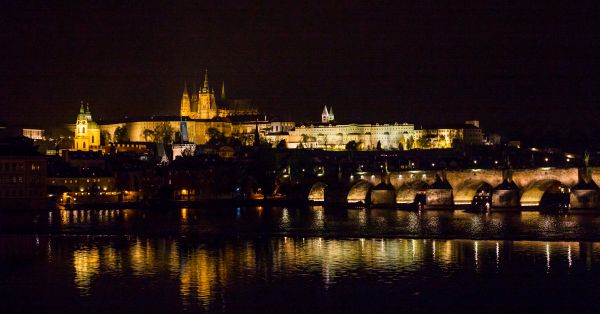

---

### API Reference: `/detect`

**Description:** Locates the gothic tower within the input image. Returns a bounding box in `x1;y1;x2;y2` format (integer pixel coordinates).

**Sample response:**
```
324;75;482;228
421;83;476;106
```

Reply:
321;106;329;123
180;82;191;117
328;106;335;122
198;69;217;119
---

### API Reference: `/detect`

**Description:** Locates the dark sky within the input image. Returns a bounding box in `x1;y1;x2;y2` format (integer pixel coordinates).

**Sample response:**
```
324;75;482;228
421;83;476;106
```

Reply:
1;1;600;140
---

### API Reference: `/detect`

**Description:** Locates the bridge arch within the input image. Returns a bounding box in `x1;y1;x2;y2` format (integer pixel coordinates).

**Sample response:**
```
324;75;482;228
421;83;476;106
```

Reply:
347;180;374;204
396;181;429;204
453;180;493;205
308;182;328;202
520;179;569;207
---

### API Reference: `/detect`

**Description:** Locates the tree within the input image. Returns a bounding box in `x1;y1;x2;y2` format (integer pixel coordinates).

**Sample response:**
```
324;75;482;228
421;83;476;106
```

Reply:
142;129;155;142
114;126;129;143
207;127;226;147
301;134;310;143
346;140;359;151
406;137;414;150
376;140;382;150
100;130;111;146
398;141;404;151
276;139;287;150
451;138;464;149
153;123;175;144
417;136;430;149
207;127;222;139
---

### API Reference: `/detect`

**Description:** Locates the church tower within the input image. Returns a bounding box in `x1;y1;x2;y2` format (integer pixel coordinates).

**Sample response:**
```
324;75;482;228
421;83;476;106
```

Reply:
328;106;335;122
198;69;217;119
180;82;191;117
321;106;329;123
73;102;101;151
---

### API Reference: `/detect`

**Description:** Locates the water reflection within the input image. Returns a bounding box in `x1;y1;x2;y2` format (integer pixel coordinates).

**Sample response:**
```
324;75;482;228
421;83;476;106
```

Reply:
20;206;600;241
4;235;600;312
72;246;100;295
53;237;600;300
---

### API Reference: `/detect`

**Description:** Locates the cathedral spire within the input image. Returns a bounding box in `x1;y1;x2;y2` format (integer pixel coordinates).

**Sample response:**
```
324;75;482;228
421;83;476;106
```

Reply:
221;81;226;100
328;106;335;121
321;105;329;123
180;81;191;117
80;101;85;113
202;68;209;93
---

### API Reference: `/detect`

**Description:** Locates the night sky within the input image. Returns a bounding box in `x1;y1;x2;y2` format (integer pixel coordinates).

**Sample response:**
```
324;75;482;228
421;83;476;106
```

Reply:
2;2;600;143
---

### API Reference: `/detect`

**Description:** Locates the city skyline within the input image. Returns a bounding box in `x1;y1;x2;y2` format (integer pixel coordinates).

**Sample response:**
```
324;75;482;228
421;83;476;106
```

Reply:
2;2;600;141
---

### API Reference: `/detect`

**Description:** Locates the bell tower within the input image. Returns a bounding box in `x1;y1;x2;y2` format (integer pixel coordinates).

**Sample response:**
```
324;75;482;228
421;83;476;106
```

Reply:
321;106;329;123
198;69;217;119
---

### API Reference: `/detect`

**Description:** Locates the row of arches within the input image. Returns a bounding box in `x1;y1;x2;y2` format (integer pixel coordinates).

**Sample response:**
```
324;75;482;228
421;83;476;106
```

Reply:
308;178;576;209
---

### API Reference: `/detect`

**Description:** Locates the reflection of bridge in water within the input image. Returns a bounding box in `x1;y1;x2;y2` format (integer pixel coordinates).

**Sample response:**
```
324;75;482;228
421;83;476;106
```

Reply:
306;167;600;210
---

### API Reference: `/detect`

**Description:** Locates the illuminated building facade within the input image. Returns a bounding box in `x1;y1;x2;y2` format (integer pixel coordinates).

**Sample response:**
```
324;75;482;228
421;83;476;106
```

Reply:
272;109;484;150
73;102;101;151
284;122;415;150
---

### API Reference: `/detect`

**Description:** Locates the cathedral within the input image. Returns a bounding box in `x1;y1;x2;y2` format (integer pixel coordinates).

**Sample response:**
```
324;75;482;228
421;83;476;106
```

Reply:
180;69;218;119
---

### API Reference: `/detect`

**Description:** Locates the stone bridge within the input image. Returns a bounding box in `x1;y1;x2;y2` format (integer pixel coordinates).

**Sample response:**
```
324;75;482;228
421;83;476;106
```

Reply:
306;167;600;209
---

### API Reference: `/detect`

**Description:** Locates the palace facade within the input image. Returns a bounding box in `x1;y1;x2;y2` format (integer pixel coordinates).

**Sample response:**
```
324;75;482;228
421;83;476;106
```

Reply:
264;110;483;150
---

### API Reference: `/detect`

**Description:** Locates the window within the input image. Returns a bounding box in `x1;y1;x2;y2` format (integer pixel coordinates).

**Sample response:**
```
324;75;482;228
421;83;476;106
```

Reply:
83;142;86;149
92;136;95;143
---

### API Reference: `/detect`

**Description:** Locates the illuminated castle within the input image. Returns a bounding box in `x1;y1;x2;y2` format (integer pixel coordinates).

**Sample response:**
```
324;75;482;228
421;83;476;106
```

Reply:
180;70;258;119
73;102;101;151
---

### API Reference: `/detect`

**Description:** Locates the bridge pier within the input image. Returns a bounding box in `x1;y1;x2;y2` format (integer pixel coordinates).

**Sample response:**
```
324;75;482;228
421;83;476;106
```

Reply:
324;185;350;206
570;189;600;209
491;189;521;208
370;183;396;206
425;175;453;208
491;180;521;208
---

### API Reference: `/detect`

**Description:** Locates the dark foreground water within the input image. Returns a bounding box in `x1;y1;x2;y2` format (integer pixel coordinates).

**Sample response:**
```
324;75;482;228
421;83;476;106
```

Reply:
3;207;600;313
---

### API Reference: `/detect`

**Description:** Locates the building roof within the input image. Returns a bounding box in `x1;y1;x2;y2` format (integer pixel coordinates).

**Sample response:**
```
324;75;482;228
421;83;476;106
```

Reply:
96;115;231;125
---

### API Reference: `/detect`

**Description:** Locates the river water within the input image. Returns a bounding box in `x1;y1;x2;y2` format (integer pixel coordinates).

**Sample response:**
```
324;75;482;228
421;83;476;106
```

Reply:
3;207;600;313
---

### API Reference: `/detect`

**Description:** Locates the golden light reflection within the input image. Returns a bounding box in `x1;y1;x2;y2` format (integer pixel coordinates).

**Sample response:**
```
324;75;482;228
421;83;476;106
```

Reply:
130;238;156;275
56;236;594;308
181;207;188;223
311;206;325;230
179;243;256;306
73;247;100;295
102;246;122;272
60;209;69;225
546;242;551;272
